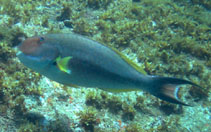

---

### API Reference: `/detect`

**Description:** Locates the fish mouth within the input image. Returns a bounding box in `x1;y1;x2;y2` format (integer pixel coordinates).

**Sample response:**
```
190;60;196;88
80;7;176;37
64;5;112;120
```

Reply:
14;46;22;56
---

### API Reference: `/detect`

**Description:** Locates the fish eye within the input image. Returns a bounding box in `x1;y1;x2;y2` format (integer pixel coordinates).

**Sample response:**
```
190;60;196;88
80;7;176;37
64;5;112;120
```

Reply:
37;37;45;45
40;37;45;42
52;61;57;66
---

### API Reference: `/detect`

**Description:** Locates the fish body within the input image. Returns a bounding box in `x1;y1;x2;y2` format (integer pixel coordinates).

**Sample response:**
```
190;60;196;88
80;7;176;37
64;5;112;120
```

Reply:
17;34;199;105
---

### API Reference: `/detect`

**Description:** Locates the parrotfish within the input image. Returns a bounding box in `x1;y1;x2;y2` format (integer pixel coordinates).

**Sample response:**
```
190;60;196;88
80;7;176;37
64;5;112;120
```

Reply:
17;33;200;106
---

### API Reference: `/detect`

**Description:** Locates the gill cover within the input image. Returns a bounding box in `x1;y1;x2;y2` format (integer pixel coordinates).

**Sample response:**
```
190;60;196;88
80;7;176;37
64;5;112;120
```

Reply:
19;37;45;55
18;36;59;61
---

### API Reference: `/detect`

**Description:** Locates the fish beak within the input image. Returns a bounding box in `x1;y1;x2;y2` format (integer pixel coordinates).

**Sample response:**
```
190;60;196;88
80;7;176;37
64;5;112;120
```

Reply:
16;50;22;56
14;45;23;57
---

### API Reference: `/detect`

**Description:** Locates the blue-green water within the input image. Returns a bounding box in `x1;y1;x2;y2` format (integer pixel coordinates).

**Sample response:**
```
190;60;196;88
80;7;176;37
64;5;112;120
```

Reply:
0;0;210;132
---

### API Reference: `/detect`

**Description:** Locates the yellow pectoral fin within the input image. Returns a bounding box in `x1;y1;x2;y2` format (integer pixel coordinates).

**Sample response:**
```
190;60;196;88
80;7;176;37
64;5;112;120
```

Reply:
56;56;72;74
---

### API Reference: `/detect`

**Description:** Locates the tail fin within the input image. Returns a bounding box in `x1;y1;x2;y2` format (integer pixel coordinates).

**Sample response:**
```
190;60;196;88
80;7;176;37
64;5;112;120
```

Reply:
149;76;201;106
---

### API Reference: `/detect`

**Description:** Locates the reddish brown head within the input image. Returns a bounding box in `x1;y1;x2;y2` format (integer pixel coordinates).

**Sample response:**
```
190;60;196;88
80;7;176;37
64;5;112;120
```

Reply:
19;37;45;55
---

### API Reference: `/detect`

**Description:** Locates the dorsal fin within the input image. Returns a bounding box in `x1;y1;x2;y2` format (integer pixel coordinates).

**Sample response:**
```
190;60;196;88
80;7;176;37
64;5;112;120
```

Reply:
111;47;147;75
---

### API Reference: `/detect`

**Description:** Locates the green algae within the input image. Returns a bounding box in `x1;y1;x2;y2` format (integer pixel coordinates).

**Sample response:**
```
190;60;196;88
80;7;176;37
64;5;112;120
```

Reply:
86;91;123;113
0;28;42;131
190;0;211;10
86;0;112;9
125;123;144;132
17;122;39;132
77;106;99;131
122;103;136;121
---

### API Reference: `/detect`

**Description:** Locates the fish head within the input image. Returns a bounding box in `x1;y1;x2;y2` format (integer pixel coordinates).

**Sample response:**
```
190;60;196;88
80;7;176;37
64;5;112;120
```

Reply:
17;35;60;73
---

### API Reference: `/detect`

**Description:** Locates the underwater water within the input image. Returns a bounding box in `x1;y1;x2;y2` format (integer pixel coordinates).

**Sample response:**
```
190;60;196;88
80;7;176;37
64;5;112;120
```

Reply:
0;0;210;132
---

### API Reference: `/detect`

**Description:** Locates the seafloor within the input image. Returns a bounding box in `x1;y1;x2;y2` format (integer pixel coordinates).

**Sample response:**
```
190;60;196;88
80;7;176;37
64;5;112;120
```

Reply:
0;0;210;132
